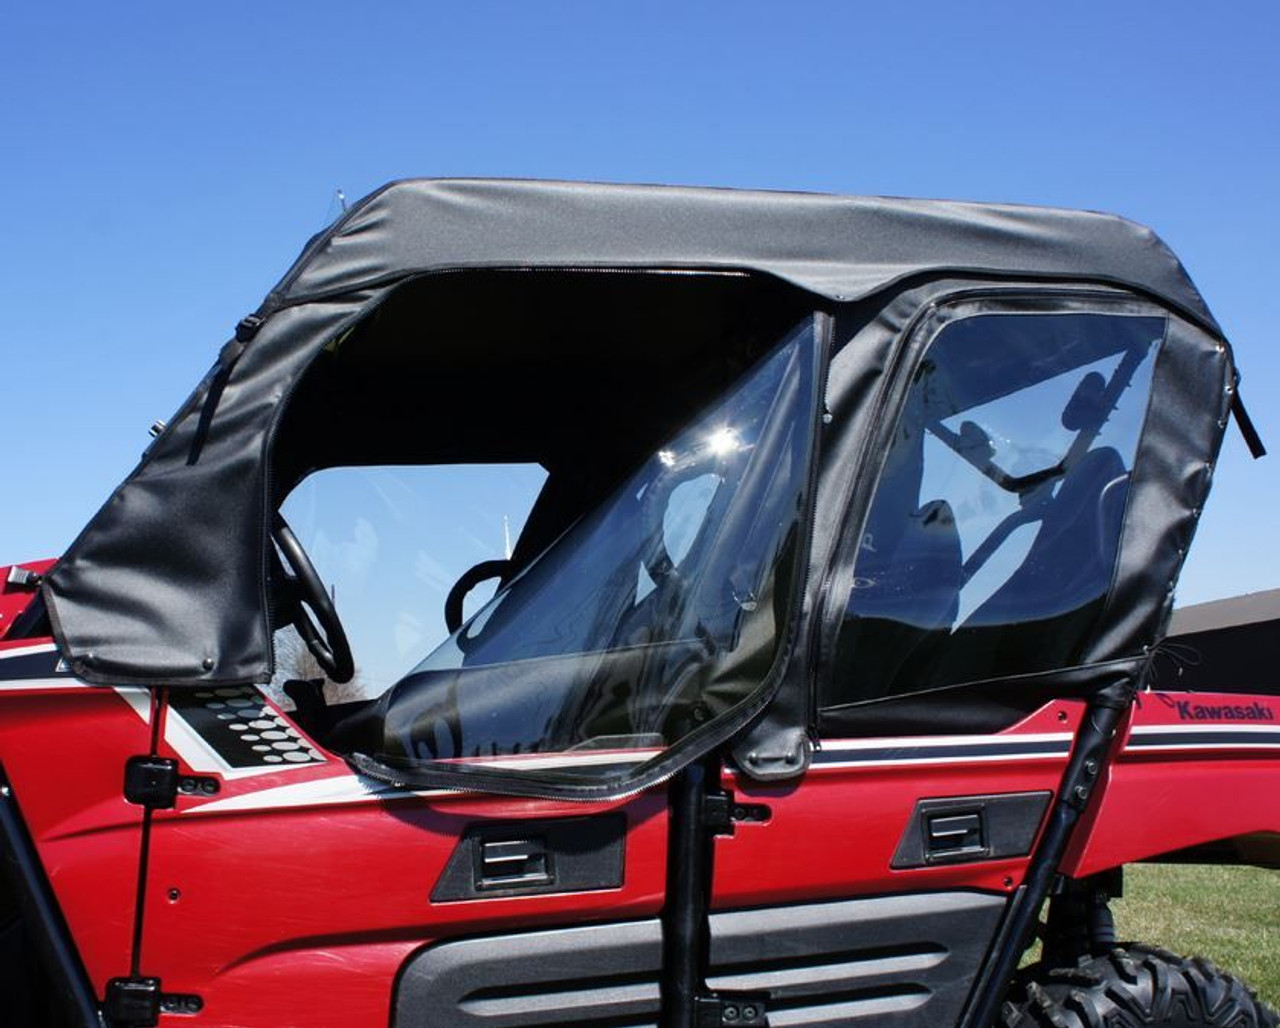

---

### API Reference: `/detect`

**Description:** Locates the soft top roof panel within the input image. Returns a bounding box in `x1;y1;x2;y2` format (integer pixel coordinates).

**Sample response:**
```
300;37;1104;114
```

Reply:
263;178;1220;334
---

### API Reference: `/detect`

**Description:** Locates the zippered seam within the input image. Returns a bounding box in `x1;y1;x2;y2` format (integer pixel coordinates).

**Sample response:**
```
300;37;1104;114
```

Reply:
263;263;755;320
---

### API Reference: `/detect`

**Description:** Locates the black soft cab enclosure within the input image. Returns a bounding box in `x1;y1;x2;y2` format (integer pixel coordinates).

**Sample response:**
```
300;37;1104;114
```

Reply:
22;179;1273;1028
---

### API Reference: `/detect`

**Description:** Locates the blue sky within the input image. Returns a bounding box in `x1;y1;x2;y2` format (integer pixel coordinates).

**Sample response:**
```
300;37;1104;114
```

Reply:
3;1;1276;615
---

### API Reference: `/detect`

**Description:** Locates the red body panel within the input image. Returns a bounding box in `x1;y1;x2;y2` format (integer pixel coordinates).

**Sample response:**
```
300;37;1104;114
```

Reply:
0;643;151;995
1063;690;1280;877
4;635;1277;1028
716;701;1086;908
127;697;1080;1026
140;716;668;1028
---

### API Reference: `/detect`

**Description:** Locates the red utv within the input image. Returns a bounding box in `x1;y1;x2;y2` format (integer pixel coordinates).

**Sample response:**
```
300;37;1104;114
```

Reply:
0;180;1274;1028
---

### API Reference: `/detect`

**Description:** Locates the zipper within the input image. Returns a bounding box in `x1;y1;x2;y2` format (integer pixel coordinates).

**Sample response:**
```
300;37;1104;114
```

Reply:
350;750;691;805
802;292;942;723
773;310;836;756
268;263;754;318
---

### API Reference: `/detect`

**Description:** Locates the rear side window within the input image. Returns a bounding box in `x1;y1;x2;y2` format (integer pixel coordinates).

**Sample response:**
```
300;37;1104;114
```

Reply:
822;311;1163;711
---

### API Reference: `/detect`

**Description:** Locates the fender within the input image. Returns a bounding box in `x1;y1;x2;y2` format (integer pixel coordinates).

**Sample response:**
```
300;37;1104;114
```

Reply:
1062;690;1280;876
0;560;55;639
0;626;154;1000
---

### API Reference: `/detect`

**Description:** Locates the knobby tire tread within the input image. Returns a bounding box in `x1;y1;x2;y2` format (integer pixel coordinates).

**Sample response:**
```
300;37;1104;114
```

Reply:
1002;944;1279;1028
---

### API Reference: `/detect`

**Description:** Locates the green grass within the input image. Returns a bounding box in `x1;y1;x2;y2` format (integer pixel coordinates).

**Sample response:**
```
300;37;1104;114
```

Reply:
1116;865;1279;1006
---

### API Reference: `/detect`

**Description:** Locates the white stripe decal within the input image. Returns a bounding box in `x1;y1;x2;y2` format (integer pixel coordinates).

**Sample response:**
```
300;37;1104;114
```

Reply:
821;732;1074;751
185;774;443;815
184;750;661;815
0;643;58;660
812;732;1074;769
1128;742;1280;751
115;687;152;725
0;677;88;691
1124;723;1280;755
1130;724;1280;735
186;734;1078;815
813;751;1070;770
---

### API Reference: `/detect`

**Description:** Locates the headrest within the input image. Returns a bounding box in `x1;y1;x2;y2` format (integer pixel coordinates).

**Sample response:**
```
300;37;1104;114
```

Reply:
1062;371;1108;431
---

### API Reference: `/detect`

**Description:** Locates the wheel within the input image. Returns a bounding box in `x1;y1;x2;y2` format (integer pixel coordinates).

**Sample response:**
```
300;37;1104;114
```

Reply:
1002;944;1279;1028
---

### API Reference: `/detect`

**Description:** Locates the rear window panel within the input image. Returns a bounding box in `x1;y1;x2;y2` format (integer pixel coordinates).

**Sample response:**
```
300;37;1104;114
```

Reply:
821;311;1163;712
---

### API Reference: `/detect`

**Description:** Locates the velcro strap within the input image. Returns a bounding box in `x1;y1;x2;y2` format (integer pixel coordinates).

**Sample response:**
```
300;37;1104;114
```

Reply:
1231;390;1266;459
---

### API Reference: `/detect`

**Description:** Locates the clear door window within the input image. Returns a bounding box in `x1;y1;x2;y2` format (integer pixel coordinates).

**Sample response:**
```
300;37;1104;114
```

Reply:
275;463;548;698
370;319;818;776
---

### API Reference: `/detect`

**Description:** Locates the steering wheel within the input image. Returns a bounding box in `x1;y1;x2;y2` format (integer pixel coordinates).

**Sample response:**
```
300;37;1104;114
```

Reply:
272;513;355;684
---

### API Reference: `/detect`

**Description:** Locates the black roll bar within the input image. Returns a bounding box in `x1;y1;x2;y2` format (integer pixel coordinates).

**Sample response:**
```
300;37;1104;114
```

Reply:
0;765;108;1028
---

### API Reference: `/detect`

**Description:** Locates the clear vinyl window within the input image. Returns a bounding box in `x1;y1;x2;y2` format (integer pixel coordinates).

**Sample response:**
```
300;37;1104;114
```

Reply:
822;311;1163;710
274;463;549;698
356;318;819;783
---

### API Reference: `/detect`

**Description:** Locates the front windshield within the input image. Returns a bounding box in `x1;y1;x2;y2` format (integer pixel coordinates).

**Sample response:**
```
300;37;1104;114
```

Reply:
369;318;818;784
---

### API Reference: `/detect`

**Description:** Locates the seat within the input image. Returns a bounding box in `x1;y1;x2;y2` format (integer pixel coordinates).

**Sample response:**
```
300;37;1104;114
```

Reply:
947;446;1130;682
830;412;966;704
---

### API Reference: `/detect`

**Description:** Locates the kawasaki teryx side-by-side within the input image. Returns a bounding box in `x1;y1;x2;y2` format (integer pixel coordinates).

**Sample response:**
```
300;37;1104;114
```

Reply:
0;180;1275;1028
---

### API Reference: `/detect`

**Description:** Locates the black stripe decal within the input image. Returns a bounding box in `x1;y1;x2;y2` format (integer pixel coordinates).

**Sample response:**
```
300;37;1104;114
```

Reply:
0;650;64;682
812;739;1071;765
1129;730;1280;748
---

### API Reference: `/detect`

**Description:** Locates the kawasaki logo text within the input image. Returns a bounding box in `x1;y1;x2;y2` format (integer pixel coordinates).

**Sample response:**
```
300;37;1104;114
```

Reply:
1174;701;1275;722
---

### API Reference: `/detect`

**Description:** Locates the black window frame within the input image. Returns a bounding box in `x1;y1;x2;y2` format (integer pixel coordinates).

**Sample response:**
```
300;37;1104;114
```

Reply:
811;289;1171;735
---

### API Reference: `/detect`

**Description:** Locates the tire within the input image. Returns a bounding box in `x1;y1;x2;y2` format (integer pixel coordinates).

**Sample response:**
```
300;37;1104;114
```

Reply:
1002;944;1279;1028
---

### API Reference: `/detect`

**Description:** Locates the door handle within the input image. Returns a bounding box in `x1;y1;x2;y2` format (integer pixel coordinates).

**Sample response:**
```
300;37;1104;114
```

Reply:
925;810;986;861
476;838;553;890
432;815;625;902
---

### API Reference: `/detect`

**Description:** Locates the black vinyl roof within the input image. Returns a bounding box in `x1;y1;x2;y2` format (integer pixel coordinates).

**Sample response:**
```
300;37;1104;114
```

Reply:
258;178;1221;335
